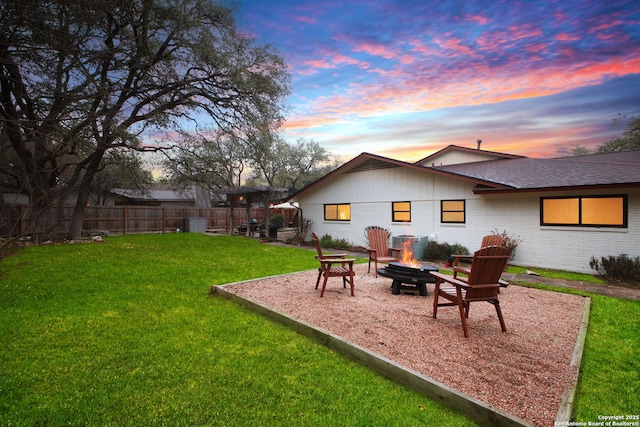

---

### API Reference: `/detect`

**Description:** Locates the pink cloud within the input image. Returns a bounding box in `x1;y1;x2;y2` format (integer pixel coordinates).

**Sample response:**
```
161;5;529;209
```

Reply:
284;53;640;135
523;43;548;53
507;23;543;40
466;14;490;25
589;20;624;33
556;33;581;41
353;42;398;59
399;54;415;65
302;58;334;69
296;15;316;24
433;36;475;56
409;39;438;56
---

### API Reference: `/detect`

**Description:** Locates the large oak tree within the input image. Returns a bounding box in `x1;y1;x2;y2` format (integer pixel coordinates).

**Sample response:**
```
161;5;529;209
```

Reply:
0;0;289;239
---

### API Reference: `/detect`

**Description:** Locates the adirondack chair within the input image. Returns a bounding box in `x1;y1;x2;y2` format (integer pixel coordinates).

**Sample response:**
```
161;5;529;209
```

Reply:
449;234;506;275
431;245;510;337
366;227;401;277
312;232;356;297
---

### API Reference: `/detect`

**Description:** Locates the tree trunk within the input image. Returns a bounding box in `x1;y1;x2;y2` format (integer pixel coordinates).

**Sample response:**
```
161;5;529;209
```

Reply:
67;151;105;240
67;187;90;240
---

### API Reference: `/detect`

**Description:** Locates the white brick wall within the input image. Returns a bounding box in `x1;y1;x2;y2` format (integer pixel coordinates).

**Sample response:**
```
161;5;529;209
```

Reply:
296;168;640;273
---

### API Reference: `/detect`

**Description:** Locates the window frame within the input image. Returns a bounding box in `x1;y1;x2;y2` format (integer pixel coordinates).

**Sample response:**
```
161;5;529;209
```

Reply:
392;201;411;223
323;203;351;221
441;199;466;224
540;195;628;228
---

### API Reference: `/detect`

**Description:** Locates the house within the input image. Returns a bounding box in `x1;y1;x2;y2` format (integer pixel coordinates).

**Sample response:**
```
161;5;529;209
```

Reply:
287;145;640;273
109;188;197;207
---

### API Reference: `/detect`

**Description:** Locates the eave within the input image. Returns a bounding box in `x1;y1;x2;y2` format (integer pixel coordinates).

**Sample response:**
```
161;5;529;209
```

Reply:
473;182;640;194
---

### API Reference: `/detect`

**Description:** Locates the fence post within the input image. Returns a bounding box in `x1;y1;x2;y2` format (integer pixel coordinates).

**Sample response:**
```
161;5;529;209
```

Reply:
123;206;128;234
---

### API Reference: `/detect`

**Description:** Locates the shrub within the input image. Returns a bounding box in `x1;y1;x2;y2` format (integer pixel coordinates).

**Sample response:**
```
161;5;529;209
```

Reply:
319;234;352;250
425;241;469;261
286;219;312;245
491;229;523;260
270;214;284;228
589;254;640;284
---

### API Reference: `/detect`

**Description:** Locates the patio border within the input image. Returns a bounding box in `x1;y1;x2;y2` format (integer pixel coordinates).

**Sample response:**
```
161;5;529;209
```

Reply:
213;275;565;427
555;296;591;425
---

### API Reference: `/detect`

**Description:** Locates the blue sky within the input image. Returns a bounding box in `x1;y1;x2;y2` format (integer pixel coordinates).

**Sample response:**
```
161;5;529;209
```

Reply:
234;0;640;161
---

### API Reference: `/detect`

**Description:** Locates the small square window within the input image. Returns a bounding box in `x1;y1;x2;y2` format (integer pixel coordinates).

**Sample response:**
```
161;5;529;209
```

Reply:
324;203;351;221
441;200;465;223
392;201;411;222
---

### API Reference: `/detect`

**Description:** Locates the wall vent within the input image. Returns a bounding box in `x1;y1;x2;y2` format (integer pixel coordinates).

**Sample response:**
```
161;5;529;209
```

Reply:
344;158;401;174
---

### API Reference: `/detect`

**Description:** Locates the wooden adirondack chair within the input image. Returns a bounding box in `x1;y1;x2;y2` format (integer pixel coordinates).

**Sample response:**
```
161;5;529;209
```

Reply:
366;227;401;277
431;245;510;337
312;232;356;297
450;234;506;275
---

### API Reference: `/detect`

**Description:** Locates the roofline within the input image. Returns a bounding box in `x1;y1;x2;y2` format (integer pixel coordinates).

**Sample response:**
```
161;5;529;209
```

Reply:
415;144;526;165
286;152;511;201
473;182;640;194
286;152;413;200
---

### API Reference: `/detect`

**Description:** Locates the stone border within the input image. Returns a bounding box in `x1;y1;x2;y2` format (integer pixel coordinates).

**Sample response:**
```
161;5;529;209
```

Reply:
555;297;592;425
213;274;584;427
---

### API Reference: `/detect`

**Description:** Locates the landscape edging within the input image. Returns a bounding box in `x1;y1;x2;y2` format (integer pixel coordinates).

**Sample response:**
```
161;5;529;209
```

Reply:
214;278;536;427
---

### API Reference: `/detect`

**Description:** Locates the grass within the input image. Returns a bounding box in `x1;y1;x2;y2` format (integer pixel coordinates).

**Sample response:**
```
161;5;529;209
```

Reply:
0;233;473;426
1;234;638;425
511;282;639;422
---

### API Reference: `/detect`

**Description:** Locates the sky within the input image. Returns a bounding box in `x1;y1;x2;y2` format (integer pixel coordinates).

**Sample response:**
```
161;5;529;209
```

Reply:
233;0;640;161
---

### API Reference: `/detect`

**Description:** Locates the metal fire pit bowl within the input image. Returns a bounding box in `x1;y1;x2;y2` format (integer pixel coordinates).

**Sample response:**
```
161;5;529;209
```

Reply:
377;261;439;296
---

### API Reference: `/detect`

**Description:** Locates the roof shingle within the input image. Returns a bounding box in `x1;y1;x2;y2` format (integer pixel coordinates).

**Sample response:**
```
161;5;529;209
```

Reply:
435;150;640;190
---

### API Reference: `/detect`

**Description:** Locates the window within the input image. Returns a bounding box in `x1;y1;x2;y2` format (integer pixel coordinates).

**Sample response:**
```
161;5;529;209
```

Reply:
441;200;465;223
324;203;351;221
392;201;411;222
540;195;627;227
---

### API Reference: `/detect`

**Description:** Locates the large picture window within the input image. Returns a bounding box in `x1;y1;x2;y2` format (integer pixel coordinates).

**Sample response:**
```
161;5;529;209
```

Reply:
540;195;627;227
324;203;351;221
441;200;465;223
392;201;411;222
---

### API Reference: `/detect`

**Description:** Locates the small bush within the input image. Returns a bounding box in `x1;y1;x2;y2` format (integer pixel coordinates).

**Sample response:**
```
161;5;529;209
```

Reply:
319;234;352;250
286;219;313;245
589;254;640;284
491;229;522;260
270;214;284;228
425;241;469;261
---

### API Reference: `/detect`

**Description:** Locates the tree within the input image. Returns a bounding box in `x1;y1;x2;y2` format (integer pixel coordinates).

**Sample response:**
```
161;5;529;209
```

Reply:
0;0;289;240
247;137;338;191
91;150;154;205
161;130;247;193
570;146;591;156
596;114;640;153
279;139;339;191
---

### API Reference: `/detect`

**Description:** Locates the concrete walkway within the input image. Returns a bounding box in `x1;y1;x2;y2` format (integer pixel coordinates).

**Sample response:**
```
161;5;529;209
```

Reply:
500;271;640;300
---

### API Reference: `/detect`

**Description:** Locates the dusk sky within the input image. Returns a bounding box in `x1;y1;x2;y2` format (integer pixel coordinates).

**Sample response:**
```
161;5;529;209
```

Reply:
235;0;640;161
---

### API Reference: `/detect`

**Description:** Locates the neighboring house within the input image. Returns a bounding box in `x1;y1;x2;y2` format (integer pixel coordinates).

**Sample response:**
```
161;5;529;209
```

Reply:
287;145;640;273
110;188;197;207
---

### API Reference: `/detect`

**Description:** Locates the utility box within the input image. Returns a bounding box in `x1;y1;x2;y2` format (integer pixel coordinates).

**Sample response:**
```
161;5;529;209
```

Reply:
391;235;429;260
185;217;207;233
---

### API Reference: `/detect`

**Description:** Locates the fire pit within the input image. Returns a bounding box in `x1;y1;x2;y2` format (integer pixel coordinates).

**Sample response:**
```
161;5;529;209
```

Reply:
376;239;438;296
377;261;438;296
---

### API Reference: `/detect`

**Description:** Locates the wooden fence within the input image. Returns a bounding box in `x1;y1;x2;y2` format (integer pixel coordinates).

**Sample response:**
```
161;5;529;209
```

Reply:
1;205;298;237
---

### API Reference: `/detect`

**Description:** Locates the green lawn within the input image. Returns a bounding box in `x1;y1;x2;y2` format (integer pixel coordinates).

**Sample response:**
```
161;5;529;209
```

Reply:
0;234;472;426
516;282;639;422
0;233;637;426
